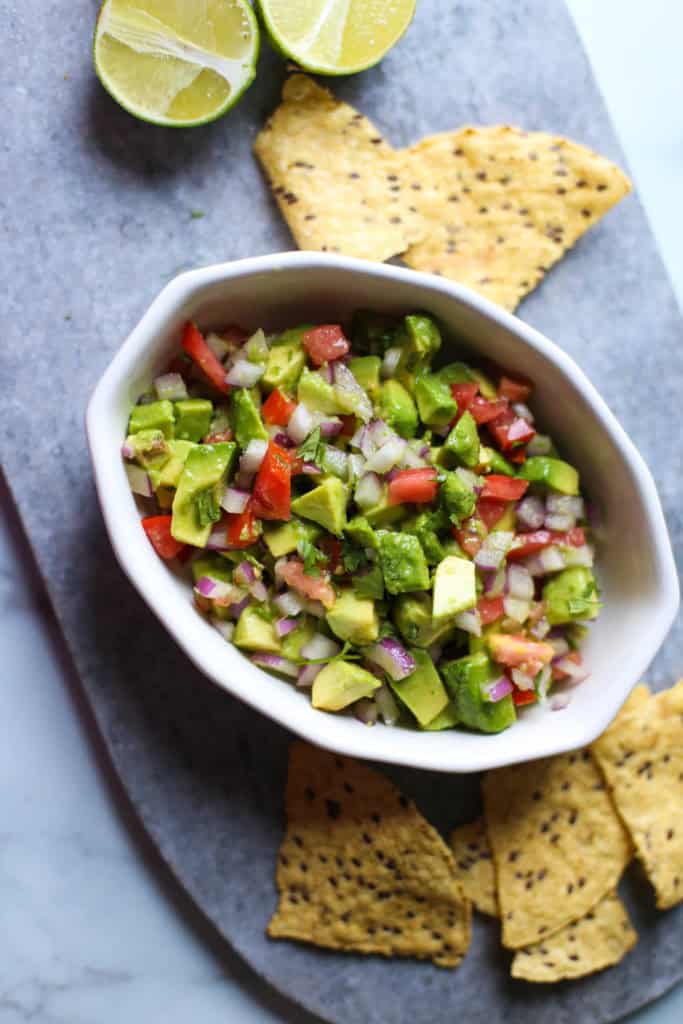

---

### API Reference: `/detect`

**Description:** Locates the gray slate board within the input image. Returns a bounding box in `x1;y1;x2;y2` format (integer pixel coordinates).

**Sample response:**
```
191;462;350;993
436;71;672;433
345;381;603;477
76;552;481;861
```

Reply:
2;1;682;1022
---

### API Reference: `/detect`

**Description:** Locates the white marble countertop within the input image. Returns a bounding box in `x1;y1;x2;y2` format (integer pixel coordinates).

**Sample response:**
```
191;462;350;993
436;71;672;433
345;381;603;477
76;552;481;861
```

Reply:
1;2;681;1020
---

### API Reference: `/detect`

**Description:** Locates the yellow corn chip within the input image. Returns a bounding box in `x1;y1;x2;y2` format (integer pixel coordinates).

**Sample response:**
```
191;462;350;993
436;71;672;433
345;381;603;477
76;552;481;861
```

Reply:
449;818;498;917
592;680;683;910
254;75;424;261
511;890;637;983
400;126;631;310
483;748;632;948
268;741;471;967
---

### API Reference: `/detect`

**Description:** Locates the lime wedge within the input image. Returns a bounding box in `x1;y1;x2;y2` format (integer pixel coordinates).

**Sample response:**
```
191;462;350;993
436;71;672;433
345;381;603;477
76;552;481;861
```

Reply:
94;0;259;127
258;0;416;75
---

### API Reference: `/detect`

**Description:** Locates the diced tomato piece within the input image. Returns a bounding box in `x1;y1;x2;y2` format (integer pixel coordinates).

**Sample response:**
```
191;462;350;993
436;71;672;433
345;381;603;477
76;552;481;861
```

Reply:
477;498;508;531
279;559;336;609
480;475;529;501
302;325;350;367
261;388;297;427
450;381;479;416
142;516;186;560
226;504;259;548
181;322;230;395
499;375;532;403
489;633;554;677
507;417;536;446
339;414;357;438
388;468;438;506
507;529;554;561
487;406;515;450
453;519;482;558
320;536;343;573
564;526;586;548
470;396;509;425
251;442;292;521
552;649;582;681
512;688;537;707
478;595;505;625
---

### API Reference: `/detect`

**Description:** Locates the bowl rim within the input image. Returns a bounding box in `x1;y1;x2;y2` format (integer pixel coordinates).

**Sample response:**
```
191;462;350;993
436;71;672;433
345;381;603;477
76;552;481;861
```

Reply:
86;251;680;772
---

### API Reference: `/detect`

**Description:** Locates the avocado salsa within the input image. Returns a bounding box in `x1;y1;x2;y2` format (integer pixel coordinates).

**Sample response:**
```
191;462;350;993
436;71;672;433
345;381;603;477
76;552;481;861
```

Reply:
123;312;599;734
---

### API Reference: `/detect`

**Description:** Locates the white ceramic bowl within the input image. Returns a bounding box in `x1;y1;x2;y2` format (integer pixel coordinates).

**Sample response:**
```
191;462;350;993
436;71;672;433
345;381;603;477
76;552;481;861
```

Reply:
86;252;679;773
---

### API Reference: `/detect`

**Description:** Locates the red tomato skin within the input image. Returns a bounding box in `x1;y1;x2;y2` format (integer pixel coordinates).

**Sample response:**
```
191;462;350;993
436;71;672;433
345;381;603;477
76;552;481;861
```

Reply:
302;325;350;367
226;505;259;548
181;322;230;395
499;376;532;402
480;475;529;501
142;516;186;560
261;388;297;427
512;688;537;707
453;520;483;558
478;595;505;625
251;442;292;521
476;498;508;531
507;526;586;561
450;382;479;418
470;396;509;425
387;468;439;506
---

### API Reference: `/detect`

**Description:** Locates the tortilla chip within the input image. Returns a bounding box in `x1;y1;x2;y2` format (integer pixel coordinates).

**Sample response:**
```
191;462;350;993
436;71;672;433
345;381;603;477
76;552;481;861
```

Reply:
268;741;471;966
254;75;424;261
449;818;498;916
511;890;637;982
592;680;683;910
483;748;632;948
400;126;631;310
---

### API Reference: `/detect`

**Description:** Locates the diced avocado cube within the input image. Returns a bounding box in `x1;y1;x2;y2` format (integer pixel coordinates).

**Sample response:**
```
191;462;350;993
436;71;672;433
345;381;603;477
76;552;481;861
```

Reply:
414;373;457;428
209;403;231;435
364;498;406;528
263;519;321;558
440;471;476;524
351;310;399;356
231;388;268;448
433;555;476;623
518;456;579;495
297;366;345;415
389;648;449;727
261;327;308;393
191;554;233;584
348;355;381;396
481;446;515;476
444;411;480;468
174;399;213;443
377;380;418;439
352;564;384;600
157;440;196;489
344;516;377;550
280;616;316;661
125;429;170;472
129;400;175;439
469;368;497;399
312;661;381;711
397;314;442;370
378;531;430;595
233;606;280;653
543;567;600;625
326;589;379;645
434;362;473;385
442;652;516;734
421;701;460;730
393;593;458;648
406;510;446;565
171;443;236;546
291;477;349;536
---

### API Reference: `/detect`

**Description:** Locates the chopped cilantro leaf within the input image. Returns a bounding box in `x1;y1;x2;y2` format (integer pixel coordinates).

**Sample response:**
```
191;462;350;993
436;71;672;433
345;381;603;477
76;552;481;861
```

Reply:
297;426;324;464
298;537;326;577
341;538;368;573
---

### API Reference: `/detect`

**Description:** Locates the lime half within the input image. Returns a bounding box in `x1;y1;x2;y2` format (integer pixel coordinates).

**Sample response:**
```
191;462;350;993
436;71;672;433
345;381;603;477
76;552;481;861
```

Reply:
258;0;416;75
94;0;259;127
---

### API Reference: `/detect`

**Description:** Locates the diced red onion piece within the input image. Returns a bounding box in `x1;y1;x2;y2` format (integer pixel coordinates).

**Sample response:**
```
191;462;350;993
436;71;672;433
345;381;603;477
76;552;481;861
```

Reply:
249;580;268;603
366;437;406;474
507;564;534;600
367;418;396;449
551;692;572;711
455;467;481;493
516;495;545;531
275;617;299;638
483;566;506;597
554;657;590;683
508;417;534;443
225;359;264;388
240;438;268;475
229;595;251;619
354;698;379;725
355;472;383;510
538;546;566;573
273;431;294;448
482;676;513;702
121;442;135;460
400;446;427;469
545;512;575;532
319;417;343;438
221;487;250;514
455;608;482;636
297;664;322;688
195;575;217;597
274;590;304;617
512;402;534;423
381;347;402;378
153;372;188;402
530;616;551;639
347;453;366;481
251;652;299;678
211;617;235;641
503;595;531;623
332;362;373;422
322;446;349;479
474;531;514;571
125;463;154;497
350;425;367;450
300;634;341;661
561;544;594;568
526;433;552;456
511;668;535;691
301;461;322;476
536;664;552;701
375;684;400;725
365;638;416;681
549;636;570;658
206;526;230;550
547;494;585;519
288;403;316;445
